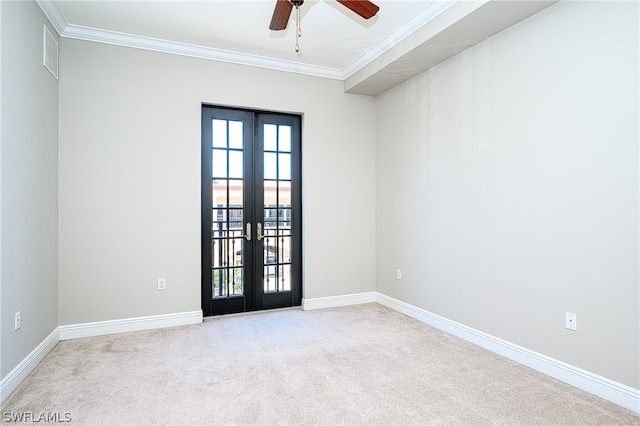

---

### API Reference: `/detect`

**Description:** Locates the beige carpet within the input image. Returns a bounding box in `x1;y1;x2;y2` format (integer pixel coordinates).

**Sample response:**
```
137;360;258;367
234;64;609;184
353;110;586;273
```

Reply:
1;304;638;425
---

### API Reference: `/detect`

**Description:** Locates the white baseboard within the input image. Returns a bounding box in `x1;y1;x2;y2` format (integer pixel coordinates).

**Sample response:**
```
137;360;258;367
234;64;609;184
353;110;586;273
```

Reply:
0;327;60;403
302;292;377;311
1;310;204;404
59;310;203;340
375;293;640;414
3;298;638;414
300;291;639;413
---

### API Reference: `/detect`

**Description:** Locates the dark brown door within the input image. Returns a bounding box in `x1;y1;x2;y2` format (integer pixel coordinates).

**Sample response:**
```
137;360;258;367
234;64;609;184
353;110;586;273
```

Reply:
201;106;302;316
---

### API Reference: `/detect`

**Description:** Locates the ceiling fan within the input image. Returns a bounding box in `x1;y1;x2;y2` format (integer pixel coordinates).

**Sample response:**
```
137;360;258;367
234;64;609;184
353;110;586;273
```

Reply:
269;0;380;52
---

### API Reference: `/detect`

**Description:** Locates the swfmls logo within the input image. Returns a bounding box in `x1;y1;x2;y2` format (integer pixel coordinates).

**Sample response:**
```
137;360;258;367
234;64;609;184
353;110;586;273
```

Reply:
2;411;72;423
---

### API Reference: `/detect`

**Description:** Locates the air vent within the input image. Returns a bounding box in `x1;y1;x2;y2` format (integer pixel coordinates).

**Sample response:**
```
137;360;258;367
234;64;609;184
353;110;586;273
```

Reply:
43;25;58;80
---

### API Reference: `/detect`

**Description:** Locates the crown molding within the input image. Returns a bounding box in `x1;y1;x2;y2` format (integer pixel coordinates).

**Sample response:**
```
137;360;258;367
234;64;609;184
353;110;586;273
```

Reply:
36;0;68;35
35;0;455;82
342;0;456;79
62;24;344;80
35;0;343;79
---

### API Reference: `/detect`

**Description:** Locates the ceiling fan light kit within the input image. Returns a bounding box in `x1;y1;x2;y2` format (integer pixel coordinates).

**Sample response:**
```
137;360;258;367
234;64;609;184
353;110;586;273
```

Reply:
269;0;380;52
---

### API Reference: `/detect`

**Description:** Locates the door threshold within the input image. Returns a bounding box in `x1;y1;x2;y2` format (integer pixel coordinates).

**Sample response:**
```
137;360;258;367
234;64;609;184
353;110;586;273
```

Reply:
203;306;302;321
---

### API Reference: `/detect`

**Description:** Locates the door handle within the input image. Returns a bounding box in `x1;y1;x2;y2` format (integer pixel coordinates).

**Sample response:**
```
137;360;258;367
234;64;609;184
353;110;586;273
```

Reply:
257;222;264;241
243;222;251;241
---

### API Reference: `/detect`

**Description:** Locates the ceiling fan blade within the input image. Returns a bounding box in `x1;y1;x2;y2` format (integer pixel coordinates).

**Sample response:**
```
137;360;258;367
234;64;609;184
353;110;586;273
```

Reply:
269;0;294;31
336;0;379;19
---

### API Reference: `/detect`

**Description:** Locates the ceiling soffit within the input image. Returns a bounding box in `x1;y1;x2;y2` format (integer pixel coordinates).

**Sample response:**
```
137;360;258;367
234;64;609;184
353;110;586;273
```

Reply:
346;0;558;95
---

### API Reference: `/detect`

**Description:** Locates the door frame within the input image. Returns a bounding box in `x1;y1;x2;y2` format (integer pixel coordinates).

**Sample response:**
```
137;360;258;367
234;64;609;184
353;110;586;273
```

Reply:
201;104;303;317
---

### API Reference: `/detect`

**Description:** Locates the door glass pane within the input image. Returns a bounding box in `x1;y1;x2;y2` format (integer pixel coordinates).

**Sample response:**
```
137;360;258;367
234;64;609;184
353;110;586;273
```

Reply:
278;181;291;207
229;120;243;149
264;241;276;264
278;153;291;180
227;180;243;207
280;264;291;291
212;209;227;238
264;180;277;206
212;149;228;178
264;152;277;179
213;268;228;297
279;210;292;234
212;119;227;148
228;208;243;234
264;265;277;292
229;150;243;179
211;239;221;267
279;236;292;261
279;125;291;152
230;267;243;295
264;124;277;151
264;208;277;229
212;180;227;207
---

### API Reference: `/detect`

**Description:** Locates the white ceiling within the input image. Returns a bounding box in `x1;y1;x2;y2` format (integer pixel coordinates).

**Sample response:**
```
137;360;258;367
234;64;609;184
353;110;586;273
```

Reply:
38;0;558;95
46;1;433;72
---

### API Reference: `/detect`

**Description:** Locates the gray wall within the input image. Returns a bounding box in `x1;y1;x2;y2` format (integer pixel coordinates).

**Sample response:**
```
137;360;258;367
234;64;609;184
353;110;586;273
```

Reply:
375;0;639;388
2;0;638;400
0;1;59;378
58;39;377;324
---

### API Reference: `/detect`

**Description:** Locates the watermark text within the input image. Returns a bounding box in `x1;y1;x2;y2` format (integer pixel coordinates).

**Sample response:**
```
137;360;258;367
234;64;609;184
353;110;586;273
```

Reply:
2;411;72;423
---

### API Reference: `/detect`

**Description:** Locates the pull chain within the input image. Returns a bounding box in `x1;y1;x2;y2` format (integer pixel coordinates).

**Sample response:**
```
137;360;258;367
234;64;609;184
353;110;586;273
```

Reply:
295;4;301;52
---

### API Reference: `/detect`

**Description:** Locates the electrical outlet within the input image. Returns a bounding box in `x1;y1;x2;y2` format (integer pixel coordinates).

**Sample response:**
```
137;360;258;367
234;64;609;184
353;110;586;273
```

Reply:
396;269;402;280
15;311;21;330
565;312;577;331
157;278;166;290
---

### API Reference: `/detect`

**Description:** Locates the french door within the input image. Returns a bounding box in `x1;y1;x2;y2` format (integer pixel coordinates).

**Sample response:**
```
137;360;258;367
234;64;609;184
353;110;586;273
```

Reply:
201;106;302;316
